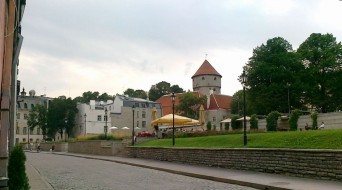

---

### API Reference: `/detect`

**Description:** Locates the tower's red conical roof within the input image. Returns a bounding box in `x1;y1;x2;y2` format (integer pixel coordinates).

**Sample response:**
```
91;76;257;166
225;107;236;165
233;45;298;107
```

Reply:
192;60;221;78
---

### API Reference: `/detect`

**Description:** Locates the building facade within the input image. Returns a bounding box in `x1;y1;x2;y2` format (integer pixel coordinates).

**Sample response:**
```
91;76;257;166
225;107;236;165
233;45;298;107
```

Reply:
110;95;162;134
157;60;232;128
16;89;52;144
74;100;113;137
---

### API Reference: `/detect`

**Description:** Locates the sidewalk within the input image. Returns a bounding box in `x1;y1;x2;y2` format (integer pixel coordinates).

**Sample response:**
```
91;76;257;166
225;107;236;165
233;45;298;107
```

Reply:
51;152;342;190
26;152;53;190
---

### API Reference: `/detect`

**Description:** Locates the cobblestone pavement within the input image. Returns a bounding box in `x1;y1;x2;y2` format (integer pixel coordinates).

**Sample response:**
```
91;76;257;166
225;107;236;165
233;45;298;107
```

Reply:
26;152;257;190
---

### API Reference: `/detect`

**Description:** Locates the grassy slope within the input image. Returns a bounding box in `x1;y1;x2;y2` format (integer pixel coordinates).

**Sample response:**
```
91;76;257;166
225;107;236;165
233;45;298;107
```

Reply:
138;129;342;149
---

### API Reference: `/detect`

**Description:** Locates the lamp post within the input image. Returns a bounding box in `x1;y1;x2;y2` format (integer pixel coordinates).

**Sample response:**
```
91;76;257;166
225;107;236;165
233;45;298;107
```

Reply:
44;122;47;141
171;92;176;146
104;108;108;139
286;83;290;115
242;70;247;146
84;113;87;136
132;105;135;146
64;119;67;142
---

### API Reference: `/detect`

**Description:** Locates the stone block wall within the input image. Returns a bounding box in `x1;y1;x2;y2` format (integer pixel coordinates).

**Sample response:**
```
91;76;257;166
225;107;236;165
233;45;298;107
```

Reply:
125;147;342;181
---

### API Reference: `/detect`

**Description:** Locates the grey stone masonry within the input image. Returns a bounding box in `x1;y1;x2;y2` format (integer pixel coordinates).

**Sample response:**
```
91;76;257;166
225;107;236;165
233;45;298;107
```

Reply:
126;147;342;182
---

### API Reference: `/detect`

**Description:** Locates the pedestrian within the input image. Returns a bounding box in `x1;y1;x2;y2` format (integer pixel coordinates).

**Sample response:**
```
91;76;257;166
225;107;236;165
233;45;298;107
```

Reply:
318;122;325;130
52;143;55;152
305;123;311;130
37;143;40;152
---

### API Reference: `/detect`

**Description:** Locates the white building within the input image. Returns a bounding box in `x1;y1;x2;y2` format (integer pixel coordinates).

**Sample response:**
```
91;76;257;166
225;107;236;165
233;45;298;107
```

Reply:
74;100;113;137
110;95;162;135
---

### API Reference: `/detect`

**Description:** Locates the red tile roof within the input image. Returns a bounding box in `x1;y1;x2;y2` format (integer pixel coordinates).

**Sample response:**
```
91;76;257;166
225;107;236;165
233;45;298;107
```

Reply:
207;94;232;110
192;60;222;78
156;92;231;116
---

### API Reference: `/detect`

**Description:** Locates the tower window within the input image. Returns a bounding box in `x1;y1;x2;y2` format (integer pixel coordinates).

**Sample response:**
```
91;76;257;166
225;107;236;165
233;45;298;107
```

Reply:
214;77;216;80
202;77;205;80
213;88;216;91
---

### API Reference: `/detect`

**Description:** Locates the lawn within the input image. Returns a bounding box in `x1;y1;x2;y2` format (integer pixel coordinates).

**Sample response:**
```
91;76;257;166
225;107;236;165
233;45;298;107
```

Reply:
138;129;342;149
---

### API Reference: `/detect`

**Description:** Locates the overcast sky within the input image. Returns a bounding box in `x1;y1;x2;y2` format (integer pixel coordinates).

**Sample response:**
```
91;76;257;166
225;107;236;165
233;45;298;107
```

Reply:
19;0;342;98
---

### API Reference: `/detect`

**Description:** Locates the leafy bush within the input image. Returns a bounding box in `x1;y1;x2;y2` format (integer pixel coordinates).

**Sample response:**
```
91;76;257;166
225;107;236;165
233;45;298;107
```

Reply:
266;111;281;131
250;114;258;130
8;145;30;190
206;121;212;131
224;123;230;130
289;109;301;131
311;112;318;129
77;134;124;141
231;115;242;130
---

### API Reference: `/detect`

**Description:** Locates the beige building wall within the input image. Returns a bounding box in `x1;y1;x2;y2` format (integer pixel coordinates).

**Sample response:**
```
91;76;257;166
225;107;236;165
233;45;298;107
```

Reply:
206;109;231;130
193;75;221;96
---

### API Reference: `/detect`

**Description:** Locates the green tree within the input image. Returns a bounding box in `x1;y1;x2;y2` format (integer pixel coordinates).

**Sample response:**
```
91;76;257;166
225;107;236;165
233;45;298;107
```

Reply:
224;123;230;130
289;109;301;131
148;81;184;101
47;97;78;140
311;112;318;129
8;145;29;190
206;121;212;131
27;104;48;140
231;115;242;130
170;85;184;94
175;92;206;119
123;88;147;99
297;33;342;112
73;91;113;103
243;37;304;115
266;111;281;131
250;114;258;130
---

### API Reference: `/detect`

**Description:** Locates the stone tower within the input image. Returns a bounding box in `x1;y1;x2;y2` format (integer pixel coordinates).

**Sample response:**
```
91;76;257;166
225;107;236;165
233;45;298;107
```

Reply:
192;60;222;96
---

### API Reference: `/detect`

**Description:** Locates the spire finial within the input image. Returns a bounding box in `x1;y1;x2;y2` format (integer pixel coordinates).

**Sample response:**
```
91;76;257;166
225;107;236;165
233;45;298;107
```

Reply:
205;53;208;59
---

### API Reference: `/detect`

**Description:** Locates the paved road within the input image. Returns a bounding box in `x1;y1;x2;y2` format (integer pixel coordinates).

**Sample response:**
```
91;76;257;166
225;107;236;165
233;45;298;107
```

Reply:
26;152;257;190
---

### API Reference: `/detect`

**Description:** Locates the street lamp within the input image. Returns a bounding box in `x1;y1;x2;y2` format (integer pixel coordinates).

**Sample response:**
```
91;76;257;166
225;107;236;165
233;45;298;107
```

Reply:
241;70;247;146
171;92;176;146
286;83;291;115
64;119;67;142
84;113;87;136
104;108;108;139
44;122;47;140
132;105;135;146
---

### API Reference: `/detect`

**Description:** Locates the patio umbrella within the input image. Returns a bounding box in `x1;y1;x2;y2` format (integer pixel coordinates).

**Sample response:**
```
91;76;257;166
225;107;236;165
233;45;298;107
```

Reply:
199;105;205;126
110;126;118;129
121;127;130;130
220;118;231;123
183;119;200;126
237;116;251;121
151;114;192;126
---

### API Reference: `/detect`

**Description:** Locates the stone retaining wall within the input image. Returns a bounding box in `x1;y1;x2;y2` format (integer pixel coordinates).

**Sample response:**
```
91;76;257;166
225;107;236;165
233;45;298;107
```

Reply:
125;147;342;181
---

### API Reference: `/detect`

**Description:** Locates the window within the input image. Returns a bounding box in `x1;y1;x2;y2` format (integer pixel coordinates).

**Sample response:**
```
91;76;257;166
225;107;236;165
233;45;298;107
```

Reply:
137;121;139;128
137;111;139;118
97;115;102;121
104;115;108;121
142;104;146;108
17;113;20;119
213;117;216;122
17;103;21;108
23;127;27;135
135;103;139;107
23;138;26;143
31;104;34;109
24;114;28;119
24;103;27;109
214;77;216;80
213;88;216;91
142;121;146;128
202;77;205;80
16;127;19;134
36;138;40;143
142;111;146;118
37;127;41;135
30;129;33;135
